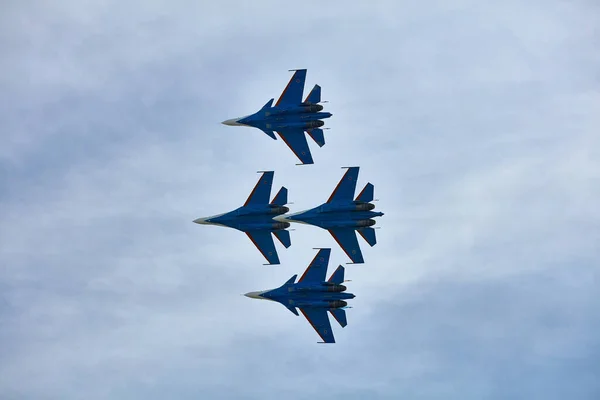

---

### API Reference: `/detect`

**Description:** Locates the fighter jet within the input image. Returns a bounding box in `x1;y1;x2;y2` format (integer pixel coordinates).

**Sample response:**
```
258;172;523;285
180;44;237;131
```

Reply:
274;167;383;264
193;171;291;265
222;69;332;165
245;248;353;343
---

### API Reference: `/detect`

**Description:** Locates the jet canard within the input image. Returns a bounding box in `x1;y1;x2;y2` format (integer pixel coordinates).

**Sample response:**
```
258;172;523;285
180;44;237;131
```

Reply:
245;248;354;343
193;171;291;265
222;69;332;165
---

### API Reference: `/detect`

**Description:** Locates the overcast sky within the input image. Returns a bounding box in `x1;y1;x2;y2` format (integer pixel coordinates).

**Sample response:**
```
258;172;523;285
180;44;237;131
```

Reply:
1;1;599;399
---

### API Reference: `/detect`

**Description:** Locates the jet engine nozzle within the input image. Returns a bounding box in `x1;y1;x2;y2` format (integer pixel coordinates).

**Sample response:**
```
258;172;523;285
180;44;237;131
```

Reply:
269;206;290;214
357;219;376;227
326;284;347;292
272;222;291;230
355;203;375;211
304;104;323;112
329;300;348;308
307;120;325;128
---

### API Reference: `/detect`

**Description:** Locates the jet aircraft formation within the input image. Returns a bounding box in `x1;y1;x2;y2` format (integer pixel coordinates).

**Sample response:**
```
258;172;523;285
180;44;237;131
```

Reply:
195;69;384;343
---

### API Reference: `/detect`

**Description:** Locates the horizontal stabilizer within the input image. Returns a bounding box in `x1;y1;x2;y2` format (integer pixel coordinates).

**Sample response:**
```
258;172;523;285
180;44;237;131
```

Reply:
307;128;326;147
327;265;345;284
261;98;274;110
271;186;288;205
261;128;277;140
329;308;347;328
357;227;377;247
273;229;291;248
304;84;321;104
355;183;374;203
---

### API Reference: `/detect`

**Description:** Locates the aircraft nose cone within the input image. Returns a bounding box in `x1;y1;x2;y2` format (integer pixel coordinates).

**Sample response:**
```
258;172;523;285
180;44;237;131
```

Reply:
222;118;243;126
193;217;211;225
244;291;265;299
273;215;290;223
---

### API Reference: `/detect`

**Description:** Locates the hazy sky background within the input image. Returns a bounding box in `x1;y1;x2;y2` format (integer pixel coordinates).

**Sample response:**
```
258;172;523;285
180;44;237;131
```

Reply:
1;1;599;399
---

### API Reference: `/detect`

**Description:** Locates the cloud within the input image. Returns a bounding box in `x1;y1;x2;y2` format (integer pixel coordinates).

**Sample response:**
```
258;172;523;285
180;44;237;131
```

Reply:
1;0;599;399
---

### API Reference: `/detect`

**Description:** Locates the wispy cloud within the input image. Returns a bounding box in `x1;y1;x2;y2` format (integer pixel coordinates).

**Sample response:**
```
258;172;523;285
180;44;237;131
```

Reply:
1;1;599;399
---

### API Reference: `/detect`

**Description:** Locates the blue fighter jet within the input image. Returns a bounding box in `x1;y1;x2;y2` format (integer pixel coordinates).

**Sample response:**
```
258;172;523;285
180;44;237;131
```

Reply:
275;167;383;264
245;248;354;343
222;69;332;165
193;171;291;265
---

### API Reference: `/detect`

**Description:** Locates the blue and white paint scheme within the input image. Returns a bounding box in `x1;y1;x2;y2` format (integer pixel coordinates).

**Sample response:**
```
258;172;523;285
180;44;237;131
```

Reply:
245;248;354;343
193;171;291;265
274;167;383;264
222;69;332;165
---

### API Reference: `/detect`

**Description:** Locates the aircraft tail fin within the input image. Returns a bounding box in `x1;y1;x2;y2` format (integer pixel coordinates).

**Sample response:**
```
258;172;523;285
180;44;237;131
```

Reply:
329;308;347;328
355;183;374;203
306;128;326;147
304;84;321;104
270;186;288;205
327;265;345;284
261;98;274;110
273;229;291;248
357;227;377;247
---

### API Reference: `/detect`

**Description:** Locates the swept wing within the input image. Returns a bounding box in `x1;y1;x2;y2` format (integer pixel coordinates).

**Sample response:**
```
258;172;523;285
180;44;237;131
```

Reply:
276;129;314;165
245;231;280;265
297;248;331;283
328;228;364;264
275;69;307;106
327;167;359;203
244;171;274;206
299;308;335;343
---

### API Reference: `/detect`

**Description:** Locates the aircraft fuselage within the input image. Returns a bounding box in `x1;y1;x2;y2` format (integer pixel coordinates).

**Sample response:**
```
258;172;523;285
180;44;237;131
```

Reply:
255;285;355;310
240;109;332;132
280;207;384;230
194;206;290;232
